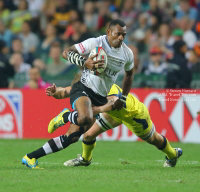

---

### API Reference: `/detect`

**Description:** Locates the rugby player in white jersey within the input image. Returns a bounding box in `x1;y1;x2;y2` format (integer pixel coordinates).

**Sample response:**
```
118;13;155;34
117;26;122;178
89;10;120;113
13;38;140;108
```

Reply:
22;20;135;168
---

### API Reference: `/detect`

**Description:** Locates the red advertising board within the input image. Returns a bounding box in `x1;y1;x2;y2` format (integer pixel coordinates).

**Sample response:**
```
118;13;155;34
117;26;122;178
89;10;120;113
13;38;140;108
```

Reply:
0;89;200;143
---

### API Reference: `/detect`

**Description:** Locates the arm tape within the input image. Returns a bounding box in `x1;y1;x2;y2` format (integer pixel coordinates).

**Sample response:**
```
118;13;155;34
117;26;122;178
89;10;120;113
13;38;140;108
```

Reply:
68;51;86;67
119;95;127;103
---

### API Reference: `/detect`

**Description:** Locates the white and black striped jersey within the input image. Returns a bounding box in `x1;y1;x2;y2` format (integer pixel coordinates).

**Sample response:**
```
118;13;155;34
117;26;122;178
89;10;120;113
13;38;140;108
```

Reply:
74;35;134;97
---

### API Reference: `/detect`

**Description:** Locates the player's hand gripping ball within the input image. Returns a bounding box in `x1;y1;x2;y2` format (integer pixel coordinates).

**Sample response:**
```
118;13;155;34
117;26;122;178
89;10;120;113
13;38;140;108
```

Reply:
89;47;107;73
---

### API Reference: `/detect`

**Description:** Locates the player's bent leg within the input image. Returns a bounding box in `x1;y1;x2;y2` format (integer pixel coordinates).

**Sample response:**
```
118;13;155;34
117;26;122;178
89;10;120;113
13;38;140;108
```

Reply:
140;124;182;167
48;108;70;133
63;96;93;126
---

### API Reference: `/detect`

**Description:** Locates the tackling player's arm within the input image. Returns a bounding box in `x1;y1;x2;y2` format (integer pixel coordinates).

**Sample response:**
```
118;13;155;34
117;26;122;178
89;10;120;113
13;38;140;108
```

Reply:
113;47;134;110
113;68;134;110
46;84;71;99
92;96;118;116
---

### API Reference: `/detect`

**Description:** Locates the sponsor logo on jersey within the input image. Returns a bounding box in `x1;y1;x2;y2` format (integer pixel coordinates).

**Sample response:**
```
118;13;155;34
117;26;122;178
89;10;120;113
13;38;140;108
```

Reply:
0;90;23;138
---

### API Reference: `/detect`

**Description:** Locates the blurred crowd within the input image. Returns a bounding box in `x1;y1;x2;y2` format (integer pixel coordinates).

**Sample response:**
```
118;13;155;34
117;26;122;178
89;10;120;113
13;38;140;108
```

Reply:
0;0;200;89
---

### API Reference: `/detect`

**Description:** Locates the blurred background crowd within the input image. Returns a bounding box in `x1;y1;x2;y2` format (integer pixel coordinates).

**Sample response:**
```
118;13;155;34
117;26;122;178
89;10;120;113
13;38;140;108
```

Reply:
0;0;200;89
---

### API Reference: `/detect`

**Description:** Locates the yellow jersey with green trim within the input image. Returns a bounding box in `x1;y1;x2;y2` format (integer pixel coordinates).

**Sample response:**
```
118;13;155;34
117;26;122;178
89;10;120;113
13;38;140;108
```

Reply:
107;84;152;134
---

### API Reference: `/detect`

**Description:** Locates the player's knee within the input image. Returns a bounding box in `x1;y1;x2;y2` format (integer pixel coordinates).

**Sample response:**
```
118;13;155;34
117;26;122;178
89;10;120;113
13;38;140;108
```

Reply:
84;133;95;142
78;115;93;126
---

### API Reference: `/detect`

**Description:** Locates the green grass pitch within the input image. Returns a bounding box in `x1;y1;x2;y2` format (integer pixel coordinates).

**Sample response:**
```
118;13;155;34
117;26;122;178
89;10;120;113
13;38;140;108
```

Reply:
0;140;200;192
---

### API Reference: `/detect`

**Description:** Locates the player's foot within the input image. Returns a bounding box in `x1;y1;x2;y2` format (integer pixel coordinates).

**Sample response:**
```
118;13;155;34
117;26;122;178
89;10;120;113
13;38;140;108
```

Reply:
22;155;42;169
63;154;92;167
48;108;70;133
163;148;183;167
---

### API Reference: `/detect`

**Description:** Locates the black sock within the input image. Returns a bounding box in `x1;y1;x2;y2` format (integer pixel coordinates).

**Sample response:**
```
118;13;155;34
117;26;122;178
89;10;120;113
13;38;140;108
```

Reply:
27;147;46;159
158;135;167;150
27;136;64;159
63;111;78;125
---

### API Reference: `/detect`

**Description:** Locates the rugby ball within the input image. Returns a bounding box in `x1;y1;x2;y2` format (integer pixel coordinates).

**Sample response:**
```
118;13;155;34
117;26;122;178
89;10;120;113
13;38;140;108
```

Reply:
89;47;107;73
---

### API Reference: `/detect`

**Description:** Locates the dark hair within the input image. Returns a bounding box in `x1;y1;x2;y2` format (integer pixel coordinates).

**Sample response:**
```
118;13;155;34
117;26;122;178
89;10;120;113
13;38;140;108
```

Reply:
12;37;22;42
109;19;126;28
23;20;31;27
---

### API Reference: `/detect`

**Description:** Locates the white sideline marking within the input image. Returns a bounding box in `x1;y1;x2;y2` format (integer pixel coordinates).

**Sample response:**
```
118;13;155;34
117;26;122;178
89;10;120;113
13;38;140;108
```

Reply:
40;162;60;165
155;160;163;162
39;162;100;165
181;161;198;165
118;159;125;161
166;180;181;183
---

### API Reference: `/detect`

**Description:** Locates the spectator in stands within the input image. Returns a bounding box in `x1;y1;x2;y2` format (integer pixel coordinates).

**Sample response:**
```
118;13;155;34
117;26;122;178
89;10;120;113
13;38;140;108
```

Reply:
11;38;35;65
68;19;92;46
19;20;39;54
0;0;10;25
188;50;200;74
145;47;167;75
97;0;111;32
42;0;57;21
172;29;183;42
40;23;58;62
46;41;69;76
137;13;149;32
3;0;17;11
61;10;80;41
24;67;50;89
0;40;15;88
10;0;32;33
52;0;74;34
166;40;192;88
175;0;198;30
158;23;174;51
0;20;13;48
83;1;98;32
180;16;197;49
33;59;46;74
146;14;160;45
149;0;163;26
129;45;140;73
27;0;44;17
120;0;139;31
9;52;31;76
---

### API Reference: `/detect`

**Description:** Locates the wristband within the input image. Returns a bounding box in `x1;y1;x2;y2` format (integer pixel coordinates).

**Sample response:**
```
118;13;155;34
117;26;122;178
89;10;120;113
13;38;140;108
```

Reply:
68;51;86;67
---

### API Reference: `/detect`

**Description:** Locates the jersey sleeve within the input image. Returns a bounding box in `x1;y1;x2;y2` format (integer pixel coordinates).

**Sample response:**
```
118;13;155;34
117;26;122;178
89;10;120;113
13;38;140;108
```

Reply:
74;38;99;55
124;48;134;71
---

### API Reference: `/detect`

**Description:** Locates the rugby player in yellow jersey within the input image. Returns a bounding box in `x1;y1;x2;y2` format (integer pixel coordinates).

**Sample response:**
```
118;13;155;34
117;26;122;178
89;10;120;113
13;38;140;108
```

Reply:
22;76;182;168
63;84;182;168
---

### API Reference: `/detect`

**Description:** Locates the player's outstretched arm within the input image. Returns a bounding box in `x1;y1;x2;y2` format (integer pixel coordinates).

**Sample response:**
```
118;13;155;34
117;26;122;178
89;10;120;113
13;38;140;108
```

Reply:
46;84;71;99
92;96;118;116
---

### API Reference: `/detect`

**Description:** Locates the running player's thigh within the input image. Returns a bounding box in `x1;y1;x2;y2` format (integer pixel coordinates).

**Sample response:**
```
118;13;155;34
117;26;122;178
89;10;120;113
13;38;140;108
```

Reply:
96;113;122;132
75;96;93;117
65;117;96;136
102;113;122;126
